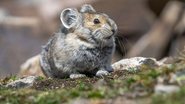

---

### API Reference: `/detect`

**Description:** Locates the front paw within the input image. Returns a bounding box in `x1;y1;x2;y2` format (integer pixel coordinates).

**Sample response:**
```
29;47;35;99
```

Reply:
106;66;113;72
69;73;86;79
96;70;110;77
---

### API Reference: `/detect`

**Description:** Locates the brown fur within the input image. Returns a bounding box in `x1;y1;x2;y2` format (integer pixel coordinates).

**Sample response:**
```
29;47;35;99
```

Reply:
83;13;108;31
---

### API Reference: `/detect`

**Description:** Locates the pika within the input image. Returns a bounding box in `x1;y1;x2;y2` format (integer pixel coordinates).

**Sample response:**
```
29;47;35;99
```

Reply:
40;4;117;79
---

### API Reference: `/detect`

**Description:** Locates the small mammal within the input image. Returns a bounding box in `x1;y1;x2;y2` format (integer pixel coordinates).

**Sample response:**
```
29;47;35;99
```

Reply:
40;4;117;78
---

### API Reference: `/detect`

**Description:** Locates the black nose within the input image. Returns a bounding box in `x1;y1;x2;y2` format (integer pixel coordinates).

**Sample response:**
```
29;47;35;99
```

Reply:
111;30;115;34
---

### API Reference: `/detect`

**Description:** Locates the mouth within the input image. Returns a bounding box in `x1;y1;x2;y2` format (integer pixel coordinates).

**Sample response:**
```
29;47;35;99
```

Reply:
102;29;115;40
93;28;114;40
111;30;115;34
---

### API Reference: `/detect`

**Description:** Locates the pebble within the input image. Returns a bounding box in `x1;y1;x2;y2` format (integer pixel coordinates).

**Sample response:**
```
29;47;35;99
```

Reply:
154;84;180;94
6;76;38;89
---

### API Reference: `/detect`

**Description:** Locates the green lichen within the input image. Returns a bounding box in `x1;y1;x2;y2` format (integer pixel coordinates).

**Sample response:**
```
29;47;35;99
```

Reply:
152;87;185;104
1;58;185;104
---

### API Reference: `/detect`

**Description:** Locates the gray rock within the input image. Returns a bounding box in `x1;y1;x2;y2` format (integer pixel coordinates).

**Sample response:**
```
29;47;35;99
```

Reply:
154;84;180;94
174;70;185;86
19;54;44;77
6;76;38;89
112;57;162;72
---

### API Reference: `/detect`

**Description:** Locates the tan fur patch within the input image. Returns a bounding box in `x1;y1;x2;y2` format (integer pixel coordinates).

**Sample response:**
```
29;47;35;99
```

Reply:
83;13;107;31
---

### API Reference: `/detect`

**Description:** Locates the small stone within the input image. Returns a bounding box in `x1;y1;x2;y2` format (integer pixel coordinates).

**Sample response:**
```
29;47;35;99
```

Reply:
168;73;177;84
27;96;35;101
0;95;3;100
6;76;38;89
0;83;2;87
113;97;136;104
69;74;86;79
61;84;65;88
157;76;165;84
112;57;162;71
71;99;89;104
154;84;180;94
51;86;54;89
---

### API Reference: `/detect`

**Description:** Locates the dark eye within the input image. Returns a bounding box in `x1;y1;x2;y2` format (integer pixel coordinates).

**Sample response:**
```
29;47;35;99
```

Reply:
93;18;100;24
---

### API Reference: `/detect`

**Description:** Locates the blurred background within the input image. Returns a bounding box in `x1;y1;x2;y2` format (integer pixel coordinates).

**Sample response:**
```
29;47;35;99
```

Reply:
0;0;185;78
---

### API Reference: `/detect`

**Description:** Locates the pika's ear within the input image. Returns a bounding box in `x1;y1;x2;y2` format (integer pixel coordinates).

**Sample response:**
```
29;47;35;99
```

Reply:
80;4;96;13
60;8;80;29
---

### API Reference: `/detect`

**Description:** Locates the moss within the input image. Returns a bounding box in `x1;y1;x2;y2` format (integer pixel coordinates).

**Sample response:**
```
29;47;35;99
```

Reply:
0;75;19;85
87;89;106;98
0;88;38;104
1;60;185;103
34;91;61;104
152;87;185;104
36;76;45;81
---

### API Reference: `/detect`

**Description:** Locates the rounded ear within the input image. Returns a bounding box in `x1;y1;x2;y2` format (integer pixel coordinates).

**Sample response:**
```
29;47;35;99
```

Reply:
60;8;79;29
80;4;96;13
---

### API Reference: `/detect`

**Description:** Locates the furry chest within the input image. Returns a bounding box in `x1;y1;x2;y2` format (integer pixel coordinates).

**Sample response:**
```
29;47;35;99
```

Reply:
72;46;113;68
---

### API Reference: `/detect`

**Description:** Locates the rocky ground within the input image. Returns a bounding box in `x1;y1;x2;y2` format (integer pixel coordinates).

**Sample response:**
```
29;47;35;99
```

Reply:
1;54;185;104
